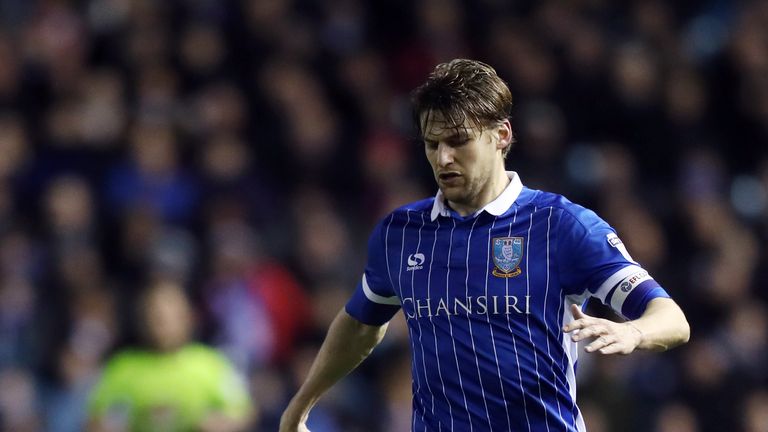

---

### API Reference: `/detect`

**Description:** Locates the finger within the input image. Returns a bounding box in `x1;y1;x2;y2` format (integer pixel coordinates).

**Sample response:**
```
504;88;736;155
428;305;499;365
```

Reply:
571;324;608;341
599;339;636;355
597;343;626;355
571;304;587;320
563;305;591;332
564;318;593;332
586;334;616;352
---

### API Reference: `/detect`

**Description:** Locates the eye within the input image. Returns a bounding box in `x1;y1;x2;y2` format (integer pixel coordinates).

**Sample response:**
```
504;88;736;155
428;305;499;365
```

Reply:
424;140;438;150
448;137;469;147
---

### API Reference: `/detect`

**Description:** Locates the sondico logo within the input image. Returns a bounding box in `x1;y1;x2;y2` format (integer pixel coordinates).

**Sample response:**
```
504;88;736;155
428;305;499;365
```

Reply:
407;253;425;271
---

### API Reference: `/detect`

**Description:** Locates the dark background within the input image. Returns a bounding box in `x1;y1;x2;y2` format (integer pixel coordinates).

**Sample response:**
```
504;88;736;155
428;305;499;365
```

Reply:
0;0;767;430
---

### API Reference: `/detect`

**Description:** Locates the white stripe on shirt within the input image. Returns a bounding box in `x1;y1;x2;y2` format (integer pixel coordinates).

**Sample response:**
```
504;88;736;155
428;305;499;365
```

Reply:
485;216;514;431
426;218;445;419
464;217;492;430
384;215;396;291
445;219;471;432
562;294;588;432
410;212;434;430
609;271;653;316
593;265;643;302
506;208;532;432
362;273;400;305
526;207;551;432
542;207;564;421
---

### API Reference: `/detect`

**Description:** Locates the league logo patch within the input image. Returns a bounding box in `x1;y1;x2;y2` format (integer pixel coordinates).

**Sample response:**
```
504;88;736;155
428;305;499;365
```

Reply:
492;237;524;278
607;233;623;247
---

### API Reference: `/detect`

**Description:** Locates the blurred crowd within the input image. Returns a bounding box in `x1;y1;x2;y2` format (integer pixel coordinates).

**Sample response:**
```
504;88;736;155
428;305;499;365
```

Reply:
0;0;767;431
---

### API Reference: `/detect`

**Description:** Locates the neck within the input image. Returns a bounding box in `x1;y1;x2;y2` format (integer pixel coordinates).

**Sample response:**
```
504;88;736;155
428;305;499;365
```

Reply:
449;167;510;217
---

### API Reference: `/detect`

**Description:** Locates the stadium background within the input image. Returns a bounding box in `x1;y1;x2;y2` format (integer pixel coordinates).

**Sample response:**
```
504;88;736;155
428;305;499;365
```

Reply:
0;0;767;430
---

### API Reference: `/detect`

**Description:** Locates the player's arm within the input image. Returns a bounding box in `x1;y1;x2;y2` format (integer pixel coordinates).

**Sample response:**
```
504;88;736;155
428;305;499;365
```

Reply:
563;298;690;354
557;207;690;355
279;308;388;432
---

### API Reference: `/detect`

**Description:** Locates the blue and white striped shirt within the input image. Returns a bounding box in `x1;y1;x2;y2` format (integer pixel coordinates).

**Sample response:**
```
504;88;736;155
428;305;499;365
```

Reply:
346;172;669;432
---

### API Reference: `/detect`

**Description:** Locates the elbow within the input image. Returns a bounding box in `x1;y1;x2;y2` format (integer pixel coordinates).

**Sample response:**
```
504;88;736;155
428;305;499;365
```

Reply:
666;299;691;348
679;317;691;345
655;316;689;352
670;309;691;349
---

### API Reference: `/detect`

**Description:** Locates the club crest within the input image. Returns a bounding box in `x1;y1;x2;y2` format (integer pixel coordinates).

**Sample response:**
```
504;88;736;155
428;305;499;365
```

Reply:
492;237;524;278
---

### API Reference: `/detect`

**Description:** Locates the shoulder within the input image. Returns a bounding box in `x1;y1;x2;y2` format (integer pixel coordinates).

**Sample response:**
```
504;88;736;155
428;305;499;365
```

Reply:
97;349;152;384
373;197;435;229
103;349;148;370
388;197;435;219
523;188;607;231
180;344;242;384
180;343;230;365
364;198;435;246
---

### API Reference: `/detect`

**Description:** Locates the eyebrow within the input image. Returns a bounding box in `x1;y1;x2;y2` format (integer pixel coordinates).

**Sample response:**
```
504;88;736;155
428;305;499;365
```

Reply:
423;130;470;142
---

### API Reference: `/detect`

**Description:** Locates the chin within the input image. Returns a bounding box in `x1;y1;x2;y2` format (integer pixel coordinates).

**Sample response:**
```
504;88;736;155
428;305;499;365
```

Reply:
441;188;470;204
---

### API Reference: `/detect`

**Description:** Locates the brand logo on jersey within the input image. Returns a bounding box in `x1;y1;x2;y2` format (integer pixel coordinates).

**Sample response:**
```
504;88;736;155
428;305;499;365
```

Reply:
607;233;623;247
407;253;425;271
607;233;635;262
492;237;524;277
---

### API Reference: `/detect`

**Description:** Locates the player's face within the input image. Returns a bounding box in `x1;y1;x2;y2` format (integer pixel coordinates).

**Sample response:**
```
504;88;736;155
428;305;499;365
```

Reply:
142;282;193;352
422;113;505;209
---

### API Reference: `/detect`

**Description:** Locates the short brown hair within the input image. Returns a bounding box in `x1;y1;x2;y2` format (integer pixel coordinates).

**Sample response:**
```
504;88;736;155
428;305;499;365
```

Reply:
412;59;514;156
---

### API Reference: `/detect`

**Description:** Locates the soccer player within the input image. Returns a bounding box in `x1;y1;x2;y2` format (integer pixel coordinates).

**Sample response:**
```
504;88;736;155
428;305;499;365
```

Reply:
279;59;690;432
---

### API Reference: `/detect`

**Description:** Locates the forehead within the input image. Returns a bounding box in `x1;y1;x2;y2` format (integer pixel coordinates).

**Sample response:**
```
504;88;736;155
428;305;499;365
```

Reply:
420;110;477;141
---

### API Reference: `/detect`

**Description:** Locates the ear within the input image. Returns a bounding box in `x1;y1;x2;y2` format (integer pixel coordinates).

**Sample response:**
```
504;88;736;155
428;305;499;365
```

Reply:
495;119;513;151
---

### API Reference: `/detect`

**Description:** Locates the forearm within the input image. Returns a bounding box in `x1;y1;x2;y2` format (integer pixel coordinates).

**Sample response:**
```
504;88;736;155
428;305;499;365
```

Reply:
286;309;387;418
628;297;690;351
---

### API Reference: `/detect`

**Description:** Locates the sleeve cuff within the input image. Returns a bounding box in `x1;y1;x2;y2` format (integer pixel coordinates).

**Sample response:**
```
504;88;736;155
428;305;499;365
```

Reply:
619;282;670;320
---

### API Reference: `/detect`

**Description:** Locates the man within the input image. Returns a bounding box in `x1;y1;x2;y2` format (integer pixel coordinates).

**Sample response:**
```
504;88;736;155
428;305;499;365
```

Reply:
88;280;254;432
280;59;690;431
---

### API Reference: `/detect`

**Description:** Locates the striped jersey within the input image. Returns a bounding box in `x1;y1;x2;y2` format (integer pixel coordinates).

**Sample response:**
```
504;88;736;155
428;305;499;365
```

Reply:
345;172;669;432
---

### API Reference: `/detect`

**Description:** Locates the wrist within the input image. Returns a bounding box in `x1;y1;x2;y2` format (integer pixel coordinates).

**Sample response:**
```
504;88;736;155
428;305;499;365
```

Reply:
626;321;644;348
287;392;317;419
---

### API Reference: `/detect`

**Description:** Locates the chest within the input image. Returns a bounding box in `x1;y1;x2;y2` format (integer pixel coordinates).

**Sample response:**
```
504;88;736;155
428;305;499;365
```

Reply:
383;210;559;304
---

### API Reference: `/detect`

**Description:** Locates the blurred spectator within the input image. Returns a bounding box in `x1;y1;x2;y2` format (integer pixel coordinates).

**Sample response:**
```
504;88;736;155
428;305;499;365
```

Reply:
743;390;768;432
37;243;115;432
0;367;40;431
106;122;200;225
654;402;700;432
44;175;96;247
88;279;253;432
203;216;311;370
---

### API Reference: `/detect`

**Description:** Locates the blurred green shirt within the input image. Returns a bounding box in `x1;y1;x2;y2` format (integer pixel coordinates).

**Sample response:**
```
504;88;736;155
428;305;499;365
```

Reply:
88;343;251;432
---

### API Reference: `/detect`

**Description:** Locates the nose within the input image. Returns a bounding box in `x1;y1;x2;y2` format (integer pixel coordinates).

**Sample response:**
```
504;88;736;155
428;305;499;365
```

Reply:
436;143;454;167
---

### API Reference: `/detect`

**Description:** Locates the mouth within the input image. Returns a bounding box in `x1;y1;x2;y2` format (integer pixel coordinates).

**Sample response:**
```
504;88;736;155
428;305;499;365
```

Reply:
438;172;462;185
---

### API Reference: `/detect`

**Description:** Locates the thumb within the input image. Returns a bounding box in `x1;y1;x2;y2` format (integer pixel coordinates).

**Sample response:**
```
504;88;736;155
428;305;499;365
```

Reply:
570;303;587;319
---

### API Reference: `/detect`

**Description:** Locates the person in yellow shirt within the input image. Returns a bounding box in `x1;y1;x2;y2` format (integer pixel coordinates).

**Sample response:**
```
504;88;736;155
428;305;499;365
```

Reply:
88;279;254;432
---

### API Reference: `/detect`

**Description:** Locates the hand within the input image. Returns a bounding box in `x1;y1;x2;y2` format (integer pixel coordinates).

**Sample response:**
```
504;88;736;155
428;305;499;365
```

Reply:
562;304;643;355
279;404;311;432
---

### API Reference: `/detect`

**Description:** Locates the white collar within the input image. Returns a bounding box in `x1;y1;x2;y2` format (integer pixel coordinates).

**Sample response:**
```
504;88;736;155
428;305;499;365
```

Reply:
430;171;524;221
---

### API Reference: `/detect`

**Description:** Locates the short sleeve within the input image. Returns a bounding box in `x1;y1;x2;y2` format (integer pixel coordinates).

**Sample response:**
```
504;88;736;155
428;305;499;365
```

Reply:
87;352;134;420
557;206;670;320
207;350;252;419
345;218;401;325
